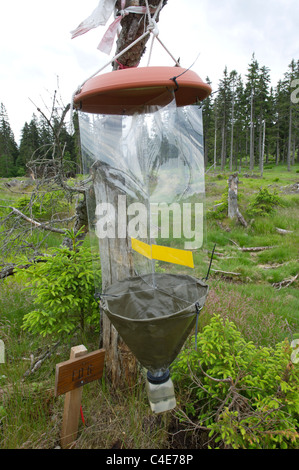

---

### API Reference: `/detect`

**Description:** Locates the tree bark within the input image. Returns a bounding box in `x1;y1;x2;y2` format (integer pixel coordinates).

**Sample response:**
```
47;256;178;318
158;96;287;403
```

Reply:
113;0;167;69
227;173;247;227
228;173;239;219
92;162;137;386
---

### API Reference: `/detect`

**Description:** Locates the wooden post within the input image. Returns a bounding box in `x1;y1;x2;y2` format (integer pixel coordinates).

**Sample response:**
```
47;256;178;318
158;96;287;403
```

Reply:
61;345;87;449
228;173;239;220
55;345;105;449
228;173;248;227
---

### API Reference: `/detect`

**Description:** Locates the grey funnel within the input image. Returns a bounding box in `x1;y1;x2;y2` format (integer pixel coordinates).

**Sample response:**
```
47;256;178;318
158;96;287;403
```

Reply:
100;273;209;374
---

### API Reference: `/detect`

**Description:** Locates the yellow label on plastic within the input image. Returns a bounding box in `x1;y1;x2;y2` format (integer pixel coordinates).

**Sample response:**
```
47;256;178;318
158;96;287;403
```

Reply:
131;238;152;260
131;238;194;268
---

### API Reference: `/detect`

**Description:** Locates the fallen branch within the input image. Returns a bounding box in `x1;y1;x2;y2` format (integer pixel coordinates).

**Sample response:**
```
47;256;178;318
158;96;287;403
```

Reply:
228;239;277;252
228;238;241;248
272;274;298;290
258;260;299;270
212;202;224;210
22;339;61;379
216;221;231;232
241;246;277;252
0;256;49;279
204;249;226;257
211;269;241;276
4;183;29;195
1;205;70;234
276;227;294;235
236;208;248;228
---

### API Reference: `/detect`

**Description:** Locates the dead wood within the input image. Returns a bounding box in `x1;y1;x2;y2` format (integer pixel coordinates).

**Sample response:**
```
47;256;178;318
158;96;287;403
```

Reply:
227;173;247;227
275;227;294;235
241;246;277;252
229;239;277;252
272;274;298;290
92;1;169;387
211;269;241;276
236;208;248;228
113;0;168;69
22;339;61;379
216;221;231;232
0;256;50;279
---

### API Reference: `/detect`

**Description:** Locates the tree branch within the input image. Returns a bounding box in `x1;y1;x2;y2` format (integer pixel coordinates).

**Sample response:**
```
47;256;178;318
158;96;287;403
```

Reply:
229;239;277;252
1;205;69;234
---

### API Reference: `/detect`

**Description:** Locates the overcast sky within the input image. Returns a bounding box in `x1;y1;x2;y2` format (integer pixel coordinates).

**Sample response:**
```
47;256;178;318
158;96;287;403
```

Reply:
1;0;299;143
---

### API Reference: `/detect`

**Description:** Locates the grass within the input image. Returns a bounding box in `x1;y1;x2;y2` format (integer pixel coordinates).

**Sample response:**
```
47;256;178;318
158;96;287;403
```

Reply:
201;280;298;346
200;164;299;345
0;277;171;449
0;163;298;449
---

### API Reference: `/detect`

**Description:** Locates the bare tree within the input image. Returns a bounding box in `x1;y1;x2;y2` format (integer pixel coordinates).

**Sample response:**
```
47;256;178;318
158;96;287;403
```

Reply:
0;90;91;267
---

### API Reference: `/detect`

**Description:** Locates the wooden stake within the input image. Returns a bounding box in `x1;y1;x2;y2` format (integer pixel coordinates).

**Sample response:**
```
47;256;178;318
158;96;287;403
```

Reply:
60;345;87;449
55;345;105;449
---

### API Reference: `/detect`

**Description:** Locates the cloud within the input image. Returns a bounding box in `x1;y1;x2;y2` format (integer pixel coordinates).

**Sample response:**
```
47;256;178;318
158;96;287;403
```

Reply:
1;0;299;143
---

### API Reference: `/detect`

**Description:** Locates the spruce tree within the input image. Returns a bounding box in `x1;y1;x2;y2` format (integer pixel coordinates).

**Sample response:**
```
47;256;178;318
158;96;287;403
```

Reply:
228;70;238;171
256;66;271;173
17;115;42;175
245;54;260;170
0;103;18;177
233;74;247;170
202;76;214;168
217;67;233;170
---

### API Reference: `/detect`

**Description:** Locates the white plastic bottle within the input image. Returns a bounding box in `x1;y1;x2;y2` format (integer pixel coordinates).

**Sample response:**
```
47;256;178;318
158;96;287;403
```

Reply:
146;370;176;413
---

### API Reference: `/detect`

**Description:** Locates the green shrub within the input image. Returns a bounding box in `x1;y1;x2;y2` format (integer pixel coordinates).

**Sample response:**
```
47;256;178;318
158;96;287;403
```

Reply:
207;189;228;220
247;188;283;217
15;190;70;221
172;315;299;449
15;228;101;339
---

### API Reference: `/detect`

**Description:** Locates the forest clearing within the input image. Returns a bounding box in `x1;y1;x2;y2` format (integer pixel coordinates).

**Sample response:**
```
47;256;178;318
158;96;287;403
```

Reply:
1;0;299;453
0;163;298;450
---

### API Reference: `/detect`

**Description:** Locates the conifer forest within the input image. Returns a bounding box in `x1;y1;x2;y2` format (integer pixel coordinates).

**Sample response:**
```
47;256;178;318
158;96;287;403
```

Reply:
1;55;299;178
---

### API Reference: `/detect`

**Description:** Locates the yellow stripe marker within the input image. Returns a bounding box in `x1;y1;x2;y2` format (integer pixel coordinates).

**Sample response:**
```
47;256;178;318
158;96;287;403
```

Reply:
131;238;194;269
131;238;152;260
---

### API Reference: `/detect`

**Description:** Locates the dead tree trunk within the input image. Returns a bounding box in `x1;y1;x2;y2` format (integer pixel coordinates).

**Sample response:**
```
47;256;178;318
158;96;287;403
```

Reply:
113;0;167;69
228;173;247;227
94;0;167;387
92;162;137;386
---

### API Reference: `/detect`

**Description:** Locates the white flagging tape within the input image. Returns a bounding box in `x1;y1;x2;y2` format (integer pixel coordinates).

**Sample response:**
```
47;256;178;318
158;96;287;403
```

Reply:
69;0;177;134
69;28;150;134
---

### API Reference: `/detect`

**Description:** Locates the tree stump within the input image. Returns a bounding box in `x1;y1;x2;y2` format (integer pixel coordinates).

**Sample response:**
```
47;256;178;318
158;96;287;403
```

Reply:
228;173;247;227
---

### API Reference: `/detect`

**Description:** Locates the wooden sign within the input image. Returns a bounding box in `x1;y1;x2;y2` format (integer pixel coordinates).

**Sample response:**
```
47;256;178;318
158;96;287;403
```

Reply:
55;348;105;397
54;345;105;449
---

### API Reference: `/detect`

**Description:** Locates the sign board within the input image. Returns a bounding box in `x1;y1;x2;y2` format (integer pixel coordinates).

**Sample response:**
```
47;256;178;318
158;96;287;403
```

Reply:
55;348;105;397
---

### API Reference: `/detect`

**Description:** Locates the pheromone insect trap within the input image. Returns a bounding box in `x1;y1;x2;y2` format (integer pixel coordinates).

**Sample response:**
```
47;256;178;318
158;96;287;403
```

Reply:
75;63;211;413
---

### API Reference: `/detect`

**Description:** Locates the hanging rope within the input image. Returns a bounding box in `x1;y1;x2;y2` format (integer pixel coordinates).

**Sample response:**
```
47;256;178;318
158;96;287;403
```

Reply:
69;0;180;134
